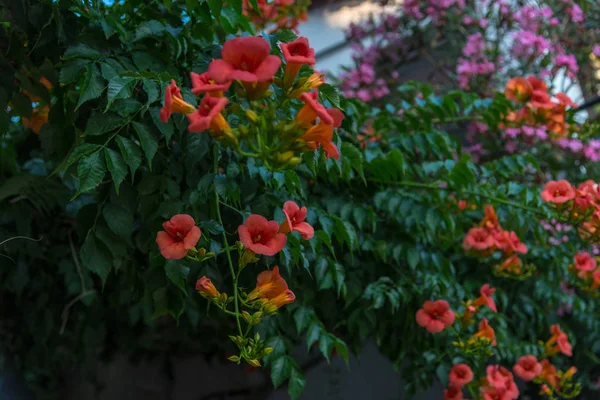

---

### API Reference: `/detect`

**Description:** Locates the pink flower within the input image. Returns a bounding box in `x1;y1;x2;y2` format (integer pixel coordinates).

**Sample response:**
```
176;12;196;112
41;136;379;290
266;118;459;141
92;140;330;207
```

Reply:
540;180;576;203
190;72;231;96
494;231;528;255
296;91;334;127
208;36;281;83
593;45;600;58
186;95;230;135
415;300;455;333
281;37;316;66
160;80;196;122
156;214;202;259
449;364;474;386
279;201;314;240
238;214;287;256
486;365;513;390
513;355;542;382
463;227;496;252
574;251;596;271
444;384;464;400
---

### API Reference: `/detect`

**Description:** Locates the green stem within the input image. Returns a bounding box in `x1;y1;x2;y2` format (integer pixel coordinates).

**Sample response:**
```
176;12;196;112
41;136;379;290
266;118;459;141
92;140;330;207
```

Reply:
213;144;244;337
373;180;546;217
219;200;243;215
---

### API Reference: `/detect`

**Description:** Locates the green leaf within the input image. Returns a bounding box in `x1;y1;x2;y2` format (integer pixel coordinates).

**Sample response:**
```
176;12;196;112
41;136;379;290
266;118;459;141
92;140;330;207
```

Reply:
271;356;292;388
407;247;419;270
306;322;322;349
165;260;190;294
76;64;105;110
134;20;166;41
318;333;334;362
102;204;134;239
64;143;101;170
220;8;239;33
80;234;112;285
334;338;350;365
341;143;365;183
207;0;222;20
85;112;125;136
143;79;160;106
200;220;224;235
425;208;440;231
105;76;136;111
10;92;33;118
132;121;158;167
288;367;306;400
319;83;342;109
77;152;106;194
151;106;174;142
115;135;142;178
293;306;313;334
104;148;128;193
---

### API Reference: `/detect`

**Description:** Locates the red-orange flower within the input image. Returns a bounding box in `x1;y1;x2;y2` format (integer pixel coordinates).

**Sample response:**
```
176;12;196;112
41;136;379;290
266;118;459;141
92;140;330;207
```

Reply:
208;36;281;83
449;364;474;387
504;77;533;102
196;276;219;298
540;180;576;203
187;95;231;135
493;230;528;255
473;318;496;346
238;214;287;256
300;107;344;159
190;72;231;97
296;90;334;128
480;205;499;231
484;365;519;399
545;324;572;357
540;359;559;388
555;92;578;108
279;201;314;239
444;384;464;400
160;79;196;122
462;227;495;252
496;254;523;274
472;284;497;313
415;300;455;333
156;214;202;259
22;105;49;134
574;251;596;271
248;266;288;300
281;37;315;88
513;355;542;382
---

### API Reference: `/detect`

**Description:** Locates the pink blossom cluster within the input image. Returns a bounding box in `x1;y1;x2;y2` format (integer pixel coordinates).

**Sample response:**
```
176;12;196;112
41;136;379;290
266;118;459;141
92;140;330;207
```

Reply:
457;33;495;90
403;0;466;23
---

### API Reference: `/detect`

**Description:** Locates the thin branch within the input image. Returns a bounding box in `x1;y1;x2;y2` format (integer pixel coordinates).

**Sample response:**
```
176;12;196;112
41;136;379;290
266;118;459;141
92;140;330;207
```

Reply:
60;290;96;334
0;235;42;247
69;232;87;292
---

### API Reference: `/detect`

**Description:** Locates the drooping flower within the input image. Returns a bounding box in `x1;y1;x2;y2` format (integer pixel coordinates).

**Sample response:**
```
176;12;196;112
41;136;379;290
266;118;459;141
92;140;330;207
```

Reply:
415;300;456;333
281;37;316;88
208;36;281;83
540;359;560;388
156;214;202;259
449;364;474;387
513;355;542;381
300;107;343;159
187;95;234;140
279;201;314;239
295;91;334;128
265;289;296;309
463;227;495;252
574;251;596;271
540;180;576;203
545;324;573;357
493;231;528;255
480;205;499;231
248;266;288;300
238;214;287;256
190;72;231;97
472;284;497;313
160;80;196;122
473;318;496;346
504;77;533;102
486;365;513;389
196;276;219;298
444;384;464;400
496;254;523;274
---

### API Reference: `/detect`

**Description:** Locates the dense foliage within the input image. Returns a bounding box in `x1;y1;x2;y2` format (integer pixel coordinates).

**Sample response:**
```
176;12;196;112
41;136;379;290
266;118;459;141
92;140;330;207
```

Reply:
2;1;600;399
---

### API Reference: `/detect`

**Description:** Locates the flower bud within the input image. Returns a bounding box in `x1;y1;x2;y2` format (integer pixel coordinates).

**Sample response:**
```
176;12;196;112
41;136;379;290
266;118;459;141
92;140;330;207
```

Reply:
245;109;259;123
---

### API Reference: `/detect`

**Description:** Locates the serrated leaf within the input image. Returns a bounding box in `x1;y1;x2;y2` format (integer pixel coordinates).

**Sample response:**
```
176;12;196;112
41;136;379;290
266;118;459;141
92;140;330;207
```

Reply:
115;135;142;179
293;306;313;334
288;367;306;400
306;322;322;350
64;143;101;171
77;152;106;194
132;121;158;167
407;247;419;270
134;20;166;41
319;333;334;362
319;83;342;109
271;356;292;388
341;142;365;183
165;260;190;294
105;76;136;111
76;64;105;110
102;204;134;239
151;106;174;142
80;234;112;285
85;112;125;136
143;79;160;106
104;148;128;193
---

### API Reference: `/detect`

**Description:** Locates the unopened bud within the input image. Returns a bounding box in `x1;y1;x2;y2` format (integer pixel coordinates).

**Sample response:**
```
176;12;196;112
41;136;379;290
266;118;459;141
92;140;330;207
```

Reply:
247;359;261;368
263;347;274;355
245;109;259;123
228;355;240;363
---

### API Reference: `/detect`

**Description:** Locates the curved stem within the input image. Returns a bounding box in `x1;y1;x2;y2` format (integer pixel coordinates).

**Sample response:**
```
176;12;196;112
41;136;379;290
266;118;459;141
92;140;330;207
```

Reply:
213;144;244;337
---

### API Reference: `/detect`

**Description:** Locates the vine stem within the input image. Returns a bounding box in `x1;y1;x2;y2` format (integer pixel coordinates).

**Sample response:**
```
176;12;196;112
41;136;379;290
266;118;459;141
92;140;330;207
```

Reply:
371;179;546;217
213;144;244;337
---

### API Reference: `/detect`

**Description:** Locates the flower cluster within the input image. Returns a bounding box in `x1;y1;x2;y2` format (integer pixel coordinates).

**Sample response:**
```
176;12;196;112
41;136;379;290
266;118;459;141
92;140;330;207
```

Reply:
242;0;309;33
419;286;579;399
456;33;495;90
462;205;530;278
155;201;314;367
158;35;344;170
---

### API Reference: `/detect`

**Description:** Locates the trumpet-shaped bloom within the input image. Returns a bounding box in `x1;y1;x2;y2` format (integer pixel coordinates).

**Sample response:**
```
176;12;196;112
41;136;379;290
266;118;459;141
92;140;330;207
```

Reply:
238;214;287;256
574;251;596;271
187;95;230;135
160;80;196;122
449;364;474;387
279;201;314;239
190;72;231;96
156;214;201;259
196;276;219;297
541;180;576;203
473;318;496;346
472;284;497;313
415;300;455;333
513;355;542;381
